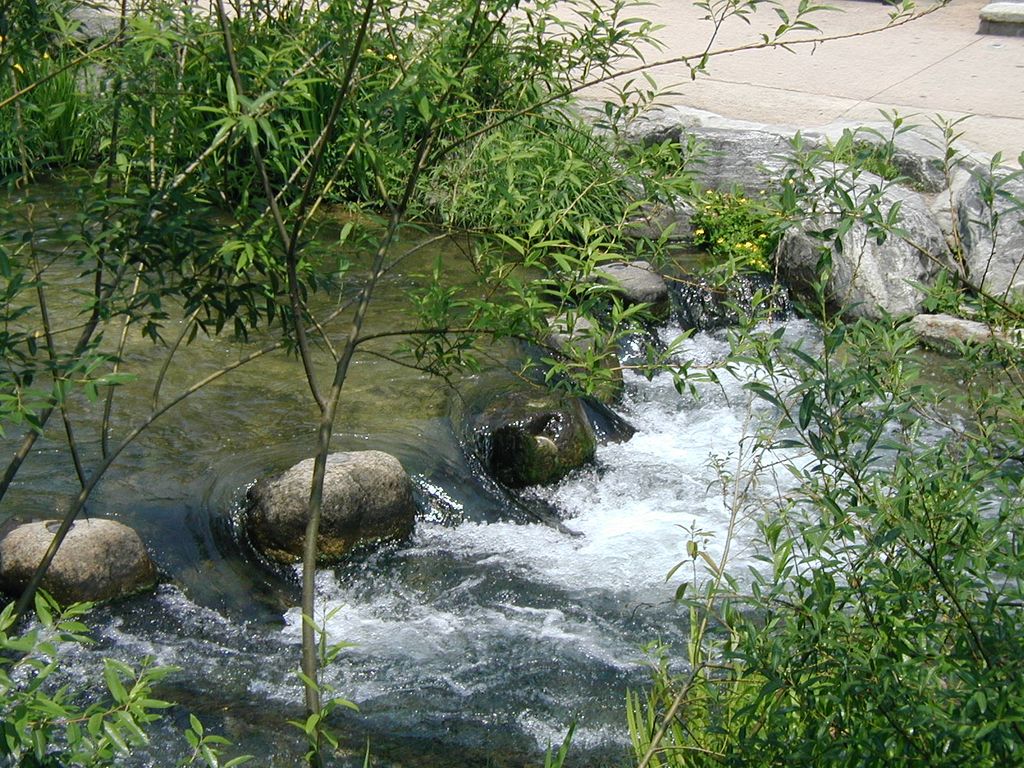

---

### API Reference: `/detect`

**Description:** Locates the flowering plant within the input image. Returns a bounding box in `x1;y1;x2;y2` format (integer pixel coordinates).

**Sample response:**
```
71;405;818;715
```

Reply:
690;188;782;276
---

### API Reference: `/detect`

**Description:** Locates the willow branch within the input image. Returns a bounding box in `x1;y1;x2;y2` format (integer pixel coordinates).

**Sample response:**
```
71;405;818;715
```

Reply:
32;255;86;488
0;256;132;504
102;264;145;458
152;306;202;409
432;3;948;166
298;121;436;760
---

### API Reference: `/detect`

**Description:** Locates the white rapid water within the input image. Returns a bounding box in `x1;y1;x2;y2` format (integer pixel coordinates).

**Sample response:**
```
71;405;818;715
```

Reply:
52;319;817;766
276;319;818;759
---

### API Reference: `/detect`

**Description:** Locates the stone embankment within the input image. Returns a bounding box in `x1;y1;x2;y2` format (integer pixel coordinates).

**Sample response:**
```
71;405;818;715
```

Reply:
624;106;1024;343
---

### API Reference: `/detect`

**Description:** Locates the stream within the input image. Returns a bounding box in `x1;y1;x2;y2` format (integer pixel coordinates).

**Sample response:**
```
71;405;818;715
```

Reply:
1;190;817;766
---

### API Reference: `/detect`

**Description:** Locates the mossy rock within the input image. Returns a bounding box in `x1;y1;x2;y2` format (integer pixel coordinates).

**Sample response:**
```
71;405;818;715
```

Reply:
456;378;598;488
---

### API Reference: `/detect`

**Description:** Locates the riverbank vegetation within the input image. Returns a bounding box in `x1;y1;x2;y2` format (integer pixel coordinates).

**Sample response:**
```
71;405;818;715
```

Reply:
4;0;1024;765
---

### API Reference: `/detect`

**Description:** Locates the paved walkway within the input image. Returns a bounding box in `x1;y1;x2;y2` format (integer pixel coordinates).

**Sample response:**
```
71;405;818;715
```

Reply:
599;0;1024;157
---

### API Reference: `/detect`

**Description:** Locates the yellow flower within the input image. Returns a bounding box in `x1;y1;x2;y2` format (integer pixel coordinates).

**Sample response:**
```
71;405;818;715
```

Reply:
759;233;767;239
693;228;705;236
42;51;50;60
716;237;725;244
12;62;23;74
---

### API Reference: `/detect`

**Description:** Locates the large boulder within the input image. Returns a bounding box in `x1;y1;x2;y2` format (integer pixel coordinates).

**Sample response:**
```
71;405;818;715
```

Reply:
627;106;795;193
69;7;122;40
245;451;416;564
456;378;598;488
625;201;695;242
625;106;955;196
955;171;1024;300
776;180;948;319
0;519;157;604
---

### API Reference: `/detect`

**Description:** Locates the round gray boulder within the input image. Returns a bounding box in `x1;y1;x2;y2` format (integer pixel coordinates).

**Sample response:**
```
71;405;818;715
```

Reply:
0;519;157;604
245;451;416;564
597;260;670;318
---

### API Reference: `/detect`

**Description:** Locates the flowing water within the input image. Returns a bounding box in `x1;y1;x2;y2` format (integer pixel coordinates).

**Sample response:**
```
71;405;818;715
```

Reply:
1;189;819;765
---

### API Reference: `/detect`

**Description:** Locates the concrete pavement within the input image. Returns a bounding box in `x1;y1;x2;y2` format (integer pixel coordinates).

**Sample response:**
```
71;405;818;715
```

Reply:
595;0;1024;158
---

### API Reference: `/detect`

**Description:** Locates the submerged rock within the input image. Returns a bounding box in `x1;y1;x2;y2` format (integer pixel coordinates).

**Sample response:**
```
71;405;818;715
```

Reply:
581;396;636;444
0;519;157;604
457;378;598;488
246;451;416;564
670;272;789;331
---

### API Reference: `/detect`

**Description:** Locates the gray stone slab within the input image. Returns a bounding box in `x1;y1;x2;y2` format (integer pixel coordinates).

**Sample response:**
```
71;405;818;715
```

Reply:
979;3;1024;36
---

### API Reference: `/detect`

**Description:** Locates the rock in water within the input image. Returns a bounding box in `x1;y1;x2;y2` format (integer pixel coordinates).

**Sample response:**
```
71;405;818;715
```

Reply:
670;272;789;332
462;384;598;488
245;451;416;564
596;261;670;319
0;519;157;604
909;313;1021;355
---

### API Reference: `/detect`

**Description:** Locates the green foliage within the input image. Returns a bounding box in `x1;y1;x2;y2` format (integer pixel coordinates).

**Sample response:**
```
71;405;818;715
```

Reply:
425;114;636;237
0;593;249;767
634;311;1024;767
184;715;254;768
0;0;977;765
289;607;359;762
543;723;576;768
630;105;1024;768
690;189;781;277
0;0;104;175
823;117;912;184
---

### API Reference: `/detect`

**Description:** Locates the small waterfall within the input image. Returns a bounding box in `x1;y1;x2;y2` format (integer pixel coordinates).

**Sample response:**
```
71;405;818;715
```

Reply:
268;319;817;763
669;272;790;332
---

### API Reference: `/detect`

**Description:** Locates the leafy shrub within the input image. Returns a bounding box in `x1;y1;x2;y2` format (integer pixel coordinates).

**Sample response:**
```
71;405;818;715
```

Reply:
0;0;104;175
0;593;250;766
424;115;636;237
825;133;902;182
631;314;1024;767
